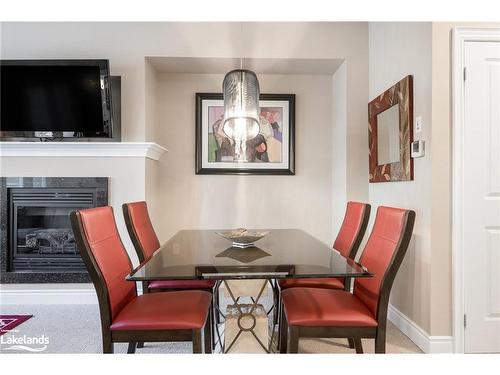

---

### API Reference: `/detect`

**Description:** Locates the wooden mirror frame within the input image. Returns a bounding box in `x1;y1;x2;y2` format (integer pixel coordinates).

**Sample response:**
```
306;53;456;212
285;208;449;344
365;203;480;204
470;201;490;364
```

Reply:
368;75;414;183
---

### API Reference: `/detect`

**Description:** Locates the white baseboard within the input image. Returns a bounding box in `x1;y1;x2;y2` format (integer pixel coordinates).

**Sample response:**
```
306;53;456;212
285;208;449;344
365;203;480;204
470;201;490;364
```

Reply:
388;304;453;353
0;283;145;305
0;288;97;305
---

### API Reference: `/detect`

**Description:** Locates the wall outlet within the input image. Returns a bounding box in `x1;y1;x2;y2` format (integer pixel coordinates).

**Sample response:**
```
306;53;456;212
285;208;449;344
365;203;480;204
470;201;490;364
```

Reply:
415;116;423;133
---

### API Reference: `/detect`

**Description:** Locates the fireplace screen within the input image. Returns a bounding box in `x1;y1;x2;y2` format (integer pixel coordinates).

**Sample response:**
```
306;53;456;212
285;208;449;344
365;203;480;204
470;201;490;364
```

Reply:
9;189;96;272
17;206;77;255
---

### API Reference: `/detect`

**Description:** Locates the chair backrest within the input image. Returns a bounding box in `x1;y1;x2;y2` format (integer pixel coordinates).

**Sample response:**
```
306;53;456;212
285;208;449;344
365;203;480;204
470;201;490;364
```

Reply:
122;201;160;263
353;206;415;320
333;201;371;259
70;207;136;323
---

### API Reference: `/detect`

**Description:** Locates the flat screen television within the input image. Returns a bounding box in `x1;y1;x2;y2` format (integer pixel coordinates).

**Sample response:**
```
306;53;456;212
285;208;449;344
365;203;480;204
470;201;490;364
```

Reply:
0;59;114;140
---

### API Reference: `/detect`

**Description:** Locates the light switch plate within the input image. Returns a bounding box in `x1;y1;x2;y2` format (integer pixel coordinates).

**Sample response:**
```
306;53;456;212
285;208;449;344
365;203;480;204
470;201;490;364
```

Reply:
415;116;422;133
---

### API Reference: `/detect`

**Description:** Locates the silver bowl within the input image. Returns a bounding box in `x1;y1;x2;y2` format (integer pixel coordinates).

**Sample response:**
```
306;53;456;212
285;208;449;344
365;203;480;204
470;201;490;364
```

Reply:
216;228;270;248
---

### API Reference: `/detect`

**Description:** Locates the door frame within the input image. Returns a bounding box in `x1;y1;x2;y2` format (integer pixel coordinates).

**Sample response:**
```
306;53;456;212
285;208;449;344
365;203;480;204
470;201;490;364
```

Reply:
452;27;500;353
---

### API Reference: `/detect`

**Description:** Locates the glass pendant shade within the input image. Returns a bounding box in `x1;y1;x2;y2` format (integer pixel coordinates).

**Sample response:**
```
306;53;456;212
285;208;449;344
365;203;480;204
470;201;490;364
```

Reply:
222;69;260;142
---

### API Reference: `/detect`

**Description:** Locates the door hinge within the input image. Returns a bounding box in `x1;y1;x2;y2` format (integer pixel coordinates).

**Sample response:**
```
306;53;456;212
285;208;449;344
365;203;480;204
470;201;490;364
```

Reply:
464;314;467;328
463;67;467;81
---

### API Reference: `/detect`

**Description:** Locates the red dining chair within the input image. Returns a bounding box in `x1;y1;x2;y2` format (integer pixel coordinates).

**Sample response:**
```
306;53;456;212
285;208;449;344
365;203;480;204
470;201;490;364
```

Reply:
122;201;216;349
122;201;215;293
70;206;212;354
279;206;415;354
276;201;370;350
279;201;371;292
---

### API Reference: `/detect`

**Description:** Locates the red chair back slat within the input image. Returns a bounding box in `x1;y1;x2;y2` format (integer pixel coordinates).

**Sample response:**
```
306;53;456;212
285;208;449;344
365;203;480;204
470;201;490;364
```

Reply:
333;201;371;259
353;206;413;316
123;201;160;262
76;206;136;320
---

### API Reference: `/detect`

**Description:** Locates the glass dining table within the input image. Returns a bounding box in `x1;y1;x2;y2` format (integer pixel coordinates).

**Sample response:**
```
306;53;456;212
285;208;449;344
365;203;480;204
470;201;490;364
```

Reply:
127;229;372;353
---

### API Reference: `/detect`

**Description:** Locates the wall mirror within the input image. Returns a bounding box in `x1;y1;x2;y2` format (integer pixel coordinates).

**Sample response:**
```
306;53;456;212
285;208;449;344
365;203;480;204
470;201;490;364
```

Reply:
376;104;400;165
368;75;414;182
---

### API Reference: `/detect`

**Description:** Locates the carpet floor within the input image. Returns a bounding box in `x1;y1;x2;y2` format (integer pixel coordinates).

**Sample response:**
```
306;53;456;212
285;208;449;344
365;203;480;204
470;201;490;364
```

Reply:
0;301;422;354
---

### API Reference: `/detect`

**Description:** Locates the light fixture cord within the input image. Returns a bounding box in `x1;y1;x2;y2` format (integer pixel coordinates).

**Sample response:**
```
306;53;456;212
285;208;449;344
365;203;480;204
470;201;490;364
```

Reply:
240;22;243;69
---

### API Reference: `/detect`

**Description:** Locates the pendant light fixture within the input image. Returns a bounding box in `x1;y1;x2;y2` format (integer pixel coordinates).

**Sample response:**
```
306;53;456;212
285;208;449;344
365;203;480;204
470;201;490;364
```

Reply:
222;24;260;161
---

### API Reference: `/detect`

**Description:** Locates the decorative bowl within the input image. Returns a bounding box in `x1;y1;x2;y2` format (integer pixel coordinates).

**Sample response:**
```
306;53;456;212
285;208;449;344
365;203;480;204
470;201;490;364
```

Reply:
216;228;270;248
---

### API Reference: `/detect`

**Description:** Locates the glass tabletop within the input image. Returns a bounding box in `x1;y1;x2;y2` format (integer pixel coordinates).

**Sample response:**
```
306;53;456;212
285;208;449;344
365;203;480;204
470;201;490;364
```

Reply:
127;229;372;281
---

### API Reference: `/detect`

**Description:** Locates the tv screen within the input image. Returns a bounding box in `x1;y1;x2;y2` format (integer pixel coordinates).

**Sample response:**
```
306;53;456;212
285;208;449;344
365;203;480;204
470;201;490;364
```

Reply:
0;60;113;139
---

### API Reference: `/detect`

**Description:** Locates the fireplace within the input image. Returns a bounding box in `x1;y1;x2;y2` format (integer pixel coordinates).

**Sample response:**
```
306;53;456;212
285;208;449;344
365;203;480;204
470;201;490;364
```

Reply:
0;177;108;283
10;189;95;272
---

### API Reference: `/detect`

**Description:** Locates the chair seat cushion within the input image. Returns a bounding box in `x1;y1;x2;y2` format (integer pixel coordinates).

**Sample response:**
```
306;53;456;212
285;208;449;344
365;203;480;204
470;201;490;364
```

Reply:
279;277;344;290
148;279;215;290
110;290;211;331
282;287;377;327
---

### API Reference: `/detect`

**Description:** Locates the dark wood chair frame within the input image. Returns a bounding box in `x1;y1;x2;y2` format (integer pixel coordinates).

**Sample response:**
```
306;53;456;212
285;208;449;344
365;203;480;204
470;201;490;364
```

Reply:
279;210;415;354
276;203;371;350
122;203;216;349
70;210;212;354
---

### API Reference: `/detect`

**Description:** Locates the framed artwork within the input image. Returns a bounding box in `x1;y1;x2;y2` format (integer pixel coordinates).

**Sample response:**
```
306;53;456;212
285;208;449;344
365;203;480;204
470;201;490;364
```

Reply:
368;75;414;183
195;93;295;175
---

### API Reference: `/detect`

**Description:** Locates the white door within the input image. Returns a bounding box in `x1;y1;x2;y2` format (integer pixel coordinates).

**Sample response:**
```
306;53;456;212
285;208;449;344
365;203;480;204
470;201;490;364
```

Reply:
463;41;500;353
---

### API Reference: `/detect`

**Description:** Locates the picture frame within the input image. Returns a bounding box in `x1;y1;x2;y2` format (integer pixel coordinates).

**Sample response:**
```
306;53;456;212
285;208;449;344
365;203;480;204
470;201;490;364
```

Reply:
195;93;295;175
368;75;414;183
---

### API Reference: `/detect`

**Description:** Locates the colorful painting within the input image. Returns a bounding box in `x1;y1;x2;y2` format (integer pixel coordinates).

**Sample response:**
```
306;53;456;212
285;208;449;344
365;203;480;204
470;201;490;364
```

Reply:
196;93;295;175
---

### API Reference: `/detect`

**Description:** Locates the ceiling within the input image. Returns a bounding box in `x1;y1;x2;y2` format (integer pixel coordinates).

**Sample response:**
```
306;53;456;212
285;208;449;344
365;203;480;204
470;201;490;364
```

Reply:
147;57;344;75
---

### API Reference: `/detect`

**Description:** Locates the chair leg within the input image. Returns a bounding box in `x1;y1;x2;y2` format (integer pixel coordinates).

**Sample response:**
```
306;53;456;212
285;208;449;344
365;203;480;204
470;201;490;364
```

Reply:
135;282;149;349
214;287;221;324
192;329;202;354
375;329;386;354
286;326;299;354
127;342;137;354
348;338;355;349
273;281;280;325
204;310;212;354
210;303;216;350
279;304;288;353
354;338;363;354
102;337;113;354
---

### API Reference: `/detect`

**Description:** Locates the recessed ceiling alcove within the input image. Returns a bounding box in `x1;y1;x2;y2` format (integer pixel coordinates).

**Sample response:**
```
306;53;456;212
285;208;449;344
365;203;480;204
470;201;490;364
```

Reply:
144;55;348;247
146;56;344;75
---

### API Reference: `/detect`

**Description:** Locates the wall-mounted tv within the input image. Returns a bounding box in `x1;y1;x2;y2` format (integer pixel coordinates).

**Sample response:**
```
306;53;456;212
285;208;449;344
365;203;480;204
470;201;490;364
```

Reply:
1;59;115;140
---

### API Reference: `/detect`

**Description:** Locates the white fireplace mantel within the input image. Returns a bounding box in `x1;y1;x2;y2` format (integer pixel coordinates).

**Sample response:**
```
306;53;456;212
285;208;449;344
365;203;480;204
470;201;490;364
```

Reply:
0;142;168;160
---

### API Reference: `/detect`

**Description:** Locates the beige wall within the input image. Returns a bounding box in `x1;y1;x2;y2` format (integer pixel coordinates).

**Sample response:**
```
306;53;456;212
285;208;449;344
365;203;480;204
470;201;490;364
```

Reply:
0;22;369;183
369;22;433;332
331;63;348;235
153;73;335;244
1;21;369;219
0;22;369;304
145;59;159;142
430;22;454;338
0;22;368;306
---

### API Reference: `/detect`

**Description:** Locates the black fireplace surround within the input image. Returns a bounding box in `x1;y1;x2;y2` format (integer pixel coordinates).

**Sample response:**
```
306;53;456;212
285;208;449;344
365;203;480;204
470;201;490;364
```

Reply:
0;177;108;283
